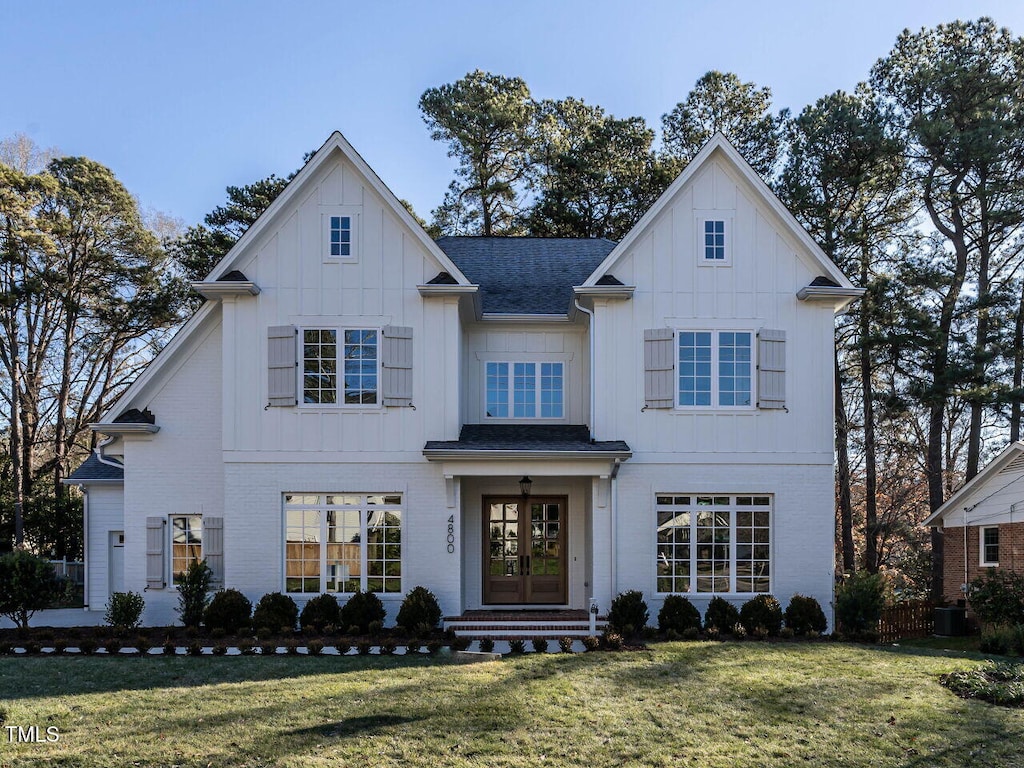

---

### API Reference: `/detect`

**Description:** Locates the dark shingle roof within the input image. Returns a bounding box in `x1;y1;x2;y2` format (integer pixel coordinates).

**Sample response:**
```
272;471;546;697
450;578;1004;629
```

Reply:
113;408;155;424
218;270;250;282
426;271;459;285
810;275;840;287
425;424;630;453
435;237;617;315
67;453;124;482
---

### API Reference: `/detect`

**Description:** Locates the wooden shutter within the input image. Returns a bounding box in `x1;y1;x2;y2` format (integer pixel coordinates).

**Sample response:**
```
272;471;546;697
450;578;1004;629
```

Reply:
757;329;786;410
203;517;224;588
146;517;165;589
268;325;298;406
381;325;414;407
644;328;675;409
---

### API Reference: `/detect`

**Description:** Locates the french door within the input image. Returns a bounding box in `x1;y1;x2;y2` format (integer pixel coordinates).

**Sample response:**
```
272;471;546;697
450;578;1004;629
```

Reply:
483;496;567;604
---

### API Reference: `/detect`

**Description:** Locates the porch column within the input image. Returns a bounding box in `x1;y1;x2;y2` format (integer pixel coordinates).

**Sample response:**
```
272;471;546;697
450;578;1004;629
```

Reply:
590;476;613;612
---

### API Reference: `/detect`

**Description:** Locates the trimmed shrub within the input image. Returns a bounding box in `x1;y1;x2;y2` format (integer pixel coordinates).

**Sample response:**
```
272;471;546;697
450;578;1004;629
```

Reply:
104;591;146;633
531;637;549;654
336;641;352;655
658;595;702;634
558;637;574;653
508;639;526;654
704;596;740;632
426;640;443;655
356;640;372;655
259;642;278;656
607;590;649;635
307;639;325;656
187;641;203;656
980;627;1015;656
0;550;69;629
784;594;828;635
78;638;98;655
162;639;176;655
603;632;624;650
478;637;495;653
835;571;886;636
252;592;298;633
396;586;442;633
299;594;340;633
379;639;397;655
739;595;783;635
582;635;600;652
731;622;747;640
451;635;471;651
211;644;228;656
204;589;252;634
176;560;213;628
339;591;386;634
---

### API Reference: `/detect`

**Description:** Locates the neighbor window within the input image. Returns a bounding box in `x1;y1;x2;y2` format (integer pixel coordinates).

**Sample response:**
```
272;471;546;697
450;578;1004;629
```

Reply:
704;220;726;261
981;526;1000;567
302;328;377;405
284;493;402;594
656;495;771;594
486;361;564;418
171;515;202;584
678;331;752;407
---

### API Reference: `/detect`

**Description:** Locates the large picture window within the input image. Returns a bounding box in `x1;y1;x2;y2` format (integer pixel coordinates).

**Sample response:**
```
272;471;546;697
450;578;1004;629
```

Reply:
656;494;771;594
284;493;401;594
678;331;752;407
302;328;378;405
486;361;564;418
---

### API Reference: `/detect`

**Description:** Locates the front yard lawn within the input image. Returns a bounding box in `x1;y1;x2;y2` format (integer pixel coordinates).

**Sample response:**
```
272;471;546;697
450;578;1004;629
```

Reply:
0;642;1021;767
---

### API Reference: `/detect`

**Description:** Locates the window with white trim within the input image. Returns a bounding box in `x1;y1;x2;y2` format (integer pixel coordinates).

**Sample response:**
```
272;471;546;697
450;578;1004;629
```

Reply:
678;331;752;407
284;493;402;595
322;209;358;260
170;515;202;585
302;328;378;405
704;219;726;261
981;526;1000;567
656;495;771;594
486;361;564;418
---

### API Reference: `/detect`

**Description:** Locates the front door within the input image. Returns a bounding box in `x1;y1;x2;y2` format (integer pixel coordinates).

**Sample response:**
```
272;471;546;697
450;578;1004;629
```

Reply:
484;496;567;604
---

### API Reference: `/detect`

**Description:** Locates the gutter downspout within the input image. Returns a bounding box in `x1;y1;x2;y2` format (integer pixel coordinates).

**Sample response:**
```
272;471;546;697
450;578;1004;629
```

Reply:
573;298;596;440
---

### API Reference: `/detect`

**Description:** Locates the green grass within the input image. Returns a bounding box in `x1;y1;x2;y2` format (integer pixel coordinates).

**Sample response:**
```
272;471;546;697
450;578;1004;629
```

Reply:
0;642;1022;767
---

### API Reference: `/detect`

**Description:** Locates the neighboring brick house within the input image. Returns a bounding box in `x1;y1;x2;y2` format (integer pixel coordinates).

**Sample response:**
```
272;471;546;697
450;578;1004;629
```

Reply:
924;441;1024;608
65;131;862;627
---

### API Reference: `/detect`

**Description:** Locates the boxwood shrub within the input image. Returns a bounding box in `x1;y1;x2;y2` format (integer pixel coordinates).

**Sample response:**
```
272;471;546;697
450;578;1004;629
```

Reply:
203;589;252;633
704;596;740;632
658;594;701;633
252;592;298;633
300;593;340;633
739;594;783;635
784;594;828;635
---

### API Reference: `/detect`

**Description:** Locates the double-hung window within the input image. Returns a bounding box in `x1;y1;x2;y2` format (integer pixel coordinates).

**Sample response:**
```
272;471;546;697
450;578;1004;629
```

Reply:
704;220;726;261
170;514;202;585
678;331;752;407
656;495;771;594
486;361;564;418
302;328;378;405
981;526;1000;567
284;493;402;595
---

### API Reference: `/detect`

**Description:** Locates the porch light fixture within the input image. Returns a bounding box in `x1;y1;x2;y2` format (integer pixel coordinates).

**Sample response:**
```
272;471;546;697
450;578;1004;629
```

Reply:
519;476;533;498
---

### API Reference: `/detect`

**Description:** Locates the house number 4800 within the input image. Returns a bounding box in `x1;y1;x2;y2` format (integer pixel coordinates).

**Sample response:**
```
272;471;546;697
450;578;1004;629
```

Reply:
447;515;456;553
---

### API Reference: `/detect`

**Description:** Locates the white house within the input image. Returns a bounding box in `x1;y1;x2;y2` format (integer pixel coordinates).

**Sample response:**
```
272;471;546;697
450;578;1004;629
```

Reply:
66;131;862;630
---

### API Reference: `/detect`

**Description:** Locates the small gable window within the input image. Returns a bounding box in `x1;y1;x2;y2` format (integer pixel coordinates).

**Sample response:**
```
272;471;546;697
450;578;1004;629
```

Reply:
981;526;1000;567
329;216;352;257
704;220;726;261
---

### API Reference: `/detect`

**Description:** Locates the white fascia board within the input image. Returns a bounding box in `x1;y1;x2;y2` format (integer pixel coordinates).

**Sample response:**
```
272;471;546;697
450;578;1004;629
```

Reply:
922;441;1024;527
207;132;472;287
191;281;260;299
96;300;219;423
416;284;479;297
573;285;635;300
89;423;160;435
581;134;858;291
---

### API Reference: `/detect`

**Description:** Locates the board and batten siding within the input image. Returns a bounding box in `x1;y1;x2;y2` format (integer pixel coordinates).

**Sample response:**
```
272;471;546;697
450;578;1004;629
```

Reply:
592;156;836;458
461;325;588;424
219;149;462;457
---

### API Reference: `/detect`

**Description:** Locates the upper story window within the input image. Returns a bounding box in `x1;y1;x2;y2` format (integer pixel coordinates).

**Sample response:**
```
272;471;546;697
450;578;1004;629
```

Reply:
302;328;378;406
329;216;352;258
981;526;1000;567
704;220;726;261
678;331;752;408
486;361;564;419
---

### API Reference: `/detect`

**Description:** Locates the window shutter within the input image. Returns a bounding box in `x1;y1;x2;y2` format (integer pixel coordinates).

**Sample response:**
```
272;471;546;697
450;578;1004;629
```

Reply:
381;325;414;407
203;517;224;588
268;325;298;406
146;517;165;589
644;328;675;409
757;329;786;410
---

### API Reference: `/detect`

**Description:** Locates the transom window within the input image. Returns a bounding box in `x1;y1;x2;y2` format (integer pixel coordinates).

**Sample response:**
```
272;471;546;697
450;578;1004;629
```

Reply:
329;216;352;257
679;331;752;407
656;494;771;594
302;328;377;405
486;361;564;418
170;515;202;585
704;220;726;261
284;493;402;595
981;526;1000;567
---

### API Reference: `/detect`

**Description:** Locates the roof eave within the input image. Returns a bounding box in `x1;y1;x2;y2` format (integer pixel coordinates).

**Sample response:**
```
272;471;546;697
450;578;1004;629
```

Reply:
796;286;866;314
423;449;633;461
416;284;479;298
89;423;160;435
573;285;635;300
479;313;573;324
61;478;124;486
191;281;261;299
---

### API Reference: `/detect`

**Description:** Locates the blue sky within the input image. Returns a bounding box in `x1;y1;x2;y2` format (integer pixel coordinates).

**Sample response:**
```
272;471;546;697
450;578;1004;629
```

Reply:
4;1;1024;229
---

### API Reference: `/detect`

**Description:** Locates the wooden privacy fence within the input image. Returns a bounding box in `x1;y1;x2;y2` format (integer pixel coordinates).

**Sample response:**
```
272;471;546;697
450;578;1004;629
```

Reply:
877;601;934;642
